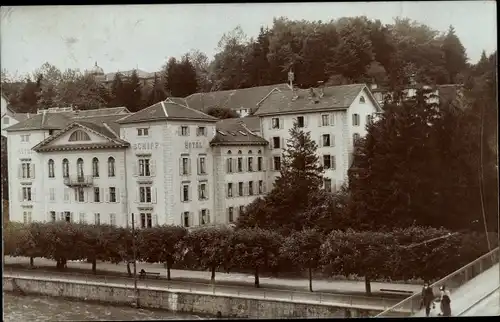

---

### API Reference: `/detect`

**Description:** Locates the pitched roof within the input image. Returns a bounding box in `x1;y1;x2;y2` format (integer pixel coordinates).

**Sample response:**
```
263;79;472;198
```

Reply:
254;84;370;116
214;116;261;133
11;113;32;122
32;118;129;152
5;107;130;132
117;98;218;124
185;84;290;112
211;118;268;146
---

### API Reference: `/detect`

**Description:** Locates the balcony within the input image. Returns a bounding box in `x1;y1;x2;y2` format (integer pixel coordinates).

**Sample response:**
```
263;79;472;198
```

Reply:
64;175;94;187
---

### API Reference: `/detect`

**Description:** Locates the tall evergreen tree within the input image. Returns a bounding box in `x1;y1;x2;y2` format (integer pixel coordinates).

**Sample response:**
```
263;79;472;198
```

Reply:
238;121;324;234
123;70;143;112
110;73;126;107
164;56;198;97
146;73;167;106
442;25;468;83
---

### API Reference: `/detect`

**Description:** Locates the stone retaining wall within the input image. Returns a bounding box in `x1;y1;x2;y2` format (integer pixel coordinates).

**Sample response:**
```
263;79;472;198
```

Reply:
3;277;382;318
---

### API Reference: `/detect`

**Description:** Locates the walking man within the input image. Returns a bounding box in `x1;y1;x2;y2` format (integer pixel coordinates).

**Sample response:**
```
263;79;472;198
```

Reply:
420;282;435;317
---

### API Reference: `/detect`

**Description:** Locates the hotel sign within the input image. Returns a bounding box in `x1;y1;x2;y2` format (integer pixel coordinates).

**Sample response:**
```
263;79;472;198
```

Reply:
185;141;203;150
133;142;160;150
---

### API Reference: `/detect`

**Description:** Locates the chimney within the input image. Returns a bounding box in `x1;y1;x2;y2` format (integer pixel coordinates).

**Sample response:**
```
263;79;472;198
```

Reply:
288;70;295;91
318;81;325;98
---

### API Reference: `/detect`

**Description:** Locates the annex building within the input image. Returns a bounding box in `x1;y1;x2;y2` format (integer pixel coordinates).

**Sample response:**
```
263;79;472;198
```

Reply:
4;83;381;229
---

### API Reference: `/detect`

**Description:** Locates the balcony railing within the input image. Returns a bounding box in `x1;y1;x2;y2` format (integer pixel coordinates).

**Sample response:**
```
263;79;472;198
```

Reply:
375;247;499;317
63;175;94;187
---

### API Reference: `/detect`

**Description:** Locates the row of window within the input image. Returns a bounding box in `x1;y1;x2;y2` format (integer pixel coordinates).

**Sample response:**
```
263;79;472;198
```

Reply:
180;181;209;202
44;187;119;203
270;111;372;130
269;155;336;171
226;156;264;173
47;211;157;229
136;126;209;137
47;157;116;179
226;180;266;198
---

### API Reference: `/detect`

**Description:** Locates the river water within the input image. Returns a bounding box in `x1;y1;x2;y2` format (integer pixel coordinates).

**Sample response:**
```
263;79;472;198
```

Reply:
3;293;205;321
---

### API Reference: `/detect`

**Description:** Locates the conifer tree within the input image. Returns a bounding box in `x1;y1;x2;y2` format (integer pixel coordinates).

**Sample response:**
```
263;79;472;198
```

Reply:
238;121;324;233
442;25;468;83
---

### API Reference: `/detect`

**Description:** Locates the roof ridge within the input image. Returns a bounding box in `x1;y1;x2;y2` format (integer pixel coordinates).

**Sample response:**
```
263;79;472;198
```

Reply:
117;102;160;123
177;100;217;120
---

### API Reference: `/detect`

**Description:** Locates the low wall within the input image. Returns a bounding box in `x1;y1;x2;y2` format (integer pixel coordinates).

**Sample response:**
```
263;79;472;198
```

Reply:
3;276;382;318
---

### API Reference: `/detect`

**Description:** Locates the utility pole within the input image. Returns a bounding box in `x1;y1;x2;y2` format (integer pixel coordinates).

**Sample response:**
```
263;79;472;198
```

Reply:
131;212;139;308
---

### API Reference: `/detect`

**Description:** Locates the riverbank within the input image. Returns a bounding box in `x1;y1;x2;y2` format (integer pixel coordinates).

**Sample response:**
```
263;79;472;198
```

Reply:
3;271;411;318
4;256;421;298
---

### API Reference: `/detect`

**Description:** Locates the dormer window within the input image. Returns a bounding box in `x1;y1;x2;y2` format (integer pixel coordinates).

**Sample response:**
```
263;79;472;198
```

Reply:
359;96;366;103
137;128;149;136
69;130;91;142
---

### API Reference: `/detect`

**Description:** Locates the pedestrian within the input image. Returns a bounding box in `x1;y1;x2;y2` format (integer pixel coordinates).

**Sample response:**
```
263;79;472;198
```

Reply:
438;285;452;317
419;282;435;317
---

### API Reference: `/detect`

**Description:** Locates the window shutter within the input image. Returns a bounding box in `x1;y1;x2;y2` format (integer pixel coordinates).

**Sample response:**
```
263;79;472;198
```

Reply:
133;161;138;177
198;184;202;200
105;190;109;203
187;158;192;175
332;135;335;147
268;119;272;130
153;214;158;226
100;188;104;203
17;165;21;179
330;114;335;126
70;212;74;223
279;118;284;129
270;157;274;171
206;184;209;200
225;184;229;198
85;190;89;203
244;182;249;196
179;158;184;175
207;210;211;224
318;135;323;147
232;159;237;171
189;212;194;227
304;115;308;127
281;138;285;149
31;164;35;178
198;210;202;225
332;156;336;170
177;126;181;136
226;158;230;173
263;182;267;193
180;185;183;202
60;212;64;221
116;188;120;202
151;160;156;176
31;188;36;202
152;188;157;204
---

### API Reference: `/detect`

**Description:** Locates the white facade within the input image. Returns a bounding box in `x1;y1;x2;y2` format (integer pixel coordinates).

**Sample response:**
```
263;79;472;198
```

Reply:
6;85;380;228
259;87;379;191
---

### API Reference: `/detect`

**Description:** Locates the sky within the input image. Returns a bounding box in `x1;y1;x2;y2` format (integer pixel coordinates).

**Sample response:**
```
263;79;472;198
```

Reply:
0;2;497;78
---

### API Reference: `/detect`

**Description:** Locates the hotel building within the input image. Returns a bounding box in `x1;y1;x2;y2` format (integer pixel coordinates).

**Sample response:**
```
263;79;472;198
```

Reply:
4;83;381;228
